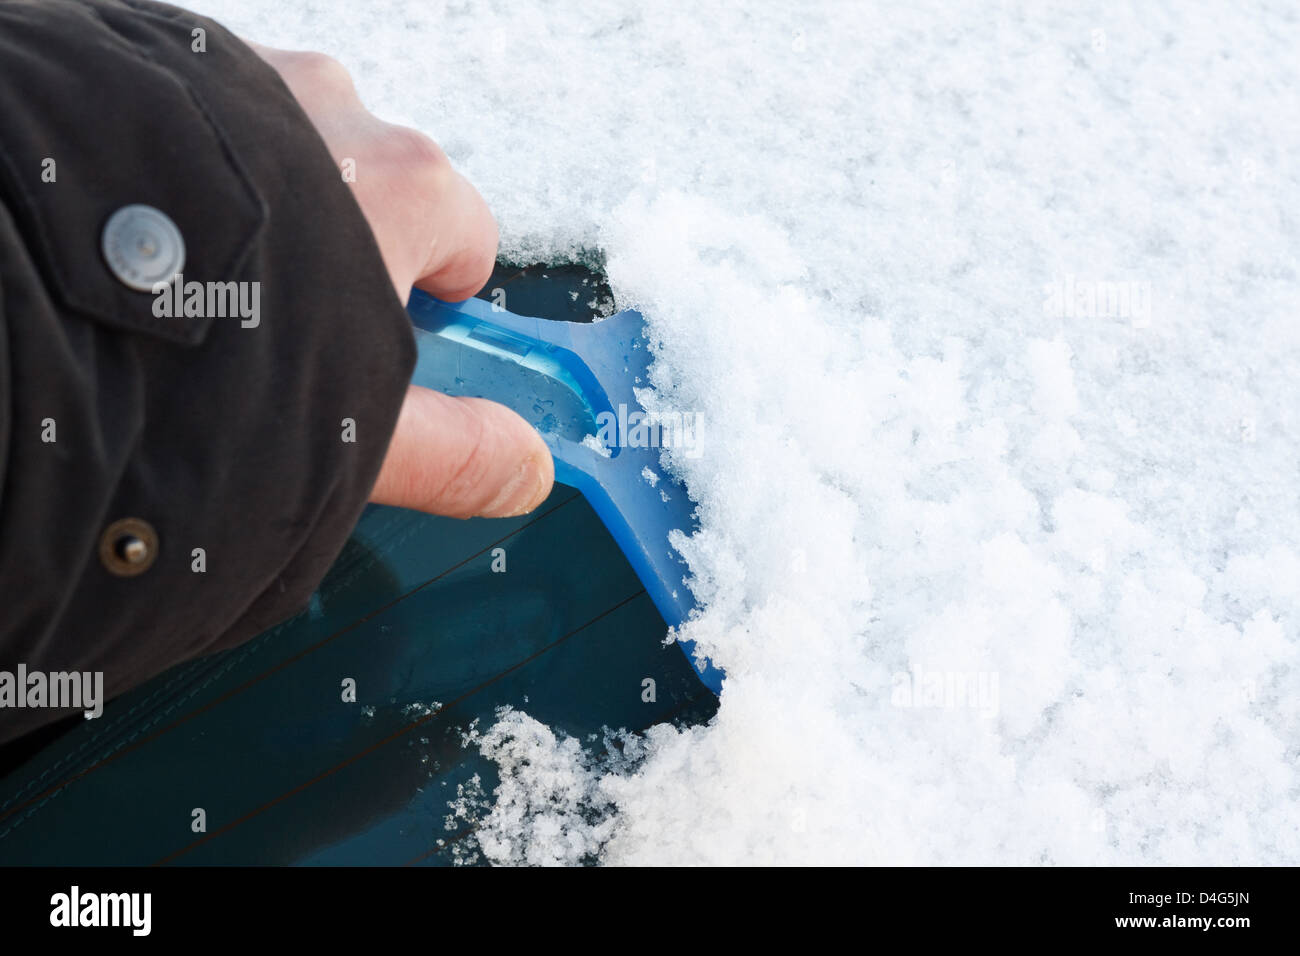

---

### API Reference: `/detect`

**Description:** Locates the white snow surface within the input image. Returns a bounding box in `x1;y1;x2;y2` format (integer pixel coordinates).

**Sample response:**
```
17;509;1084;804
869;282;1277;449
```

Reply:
198;0;1300;864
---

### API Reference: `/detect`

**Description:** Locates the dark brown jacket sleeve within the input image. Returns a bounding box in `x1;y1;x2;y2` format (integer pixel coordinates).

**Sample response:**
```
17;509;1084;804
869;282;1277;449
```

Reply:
0;0;416;745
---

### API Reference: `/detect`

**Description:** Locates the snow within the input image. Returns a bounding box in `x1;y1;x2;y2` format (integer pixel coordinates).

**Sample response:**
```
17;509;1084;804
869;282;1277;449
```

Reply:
197;0;1300;864
579;433;612;458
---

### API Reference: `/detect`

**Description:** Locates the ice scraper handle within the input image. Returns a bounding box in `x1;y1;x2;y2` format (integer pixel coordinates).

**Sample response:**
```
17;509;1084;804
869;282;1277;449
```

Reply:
405;289;724;695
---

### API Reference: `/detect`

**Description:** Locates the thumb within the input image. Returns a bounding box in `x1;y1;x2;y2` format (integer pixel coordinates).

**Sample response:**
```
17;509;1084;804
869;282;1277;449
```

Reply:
370;385;554;518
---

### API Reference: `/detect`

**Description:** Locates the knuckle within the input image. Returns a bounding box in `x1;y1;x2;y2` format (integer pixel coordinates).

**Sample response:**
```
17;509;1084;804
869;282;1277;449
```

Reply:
285;51;355;95
379;126;452;186
433;403;494;515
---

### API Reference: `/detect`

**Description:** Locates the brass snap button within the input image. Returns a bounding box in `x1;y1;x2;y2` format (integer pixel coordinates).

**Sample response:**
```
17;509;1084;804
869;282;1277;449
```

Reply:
99;517;159;577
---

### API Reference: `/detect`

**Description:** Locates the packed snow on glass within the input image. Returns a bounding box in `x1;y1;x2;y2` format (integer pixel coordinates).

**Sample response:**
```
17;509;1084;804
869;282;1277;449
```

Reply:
200;0;1300;864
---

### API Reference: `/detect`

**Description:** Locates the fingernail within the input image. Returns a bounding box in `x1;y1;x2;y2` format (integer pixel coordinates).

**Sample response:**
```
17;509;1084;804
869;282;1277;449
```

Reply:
478;455;548;518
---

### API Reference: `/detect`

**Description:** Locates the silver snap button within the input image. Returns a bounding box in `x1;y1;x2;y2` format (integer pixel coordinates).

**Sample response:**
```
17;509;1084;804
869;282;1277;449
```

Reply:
99;517;159;577
101;205;185;292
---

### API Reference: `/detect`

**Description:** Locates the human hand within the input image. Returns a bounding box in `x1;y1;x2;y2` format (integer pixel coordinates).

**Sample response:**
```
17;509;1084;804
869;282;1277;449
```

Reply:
251;43;554;518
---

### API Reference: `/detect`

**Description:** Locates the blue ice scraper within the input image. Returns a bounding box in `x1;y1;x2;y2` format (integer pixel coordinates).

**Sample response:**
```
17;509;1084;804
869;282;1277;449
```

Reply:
406;289;725;695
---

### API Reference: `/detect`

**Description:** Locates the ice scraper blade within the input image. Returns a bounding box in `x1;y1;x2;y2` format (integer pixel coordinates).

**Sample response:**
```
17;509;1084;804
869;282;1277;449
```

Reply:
405;288;724;695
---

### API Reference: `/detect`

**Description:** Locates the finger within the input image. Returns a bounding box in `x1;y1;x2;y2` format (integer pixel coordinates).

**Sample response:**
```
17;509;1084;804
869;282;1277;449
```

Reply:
369;385;554;518
410;162;499;303
244;40;497;302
